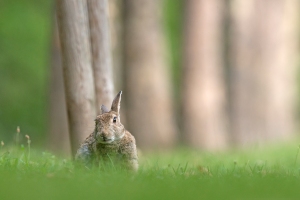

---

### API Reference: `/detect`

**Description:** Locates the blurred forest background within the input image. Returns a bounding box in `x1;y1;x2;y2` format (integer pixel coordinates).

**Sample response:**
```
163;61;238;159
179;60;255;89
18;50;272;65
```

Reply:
0;0;299;156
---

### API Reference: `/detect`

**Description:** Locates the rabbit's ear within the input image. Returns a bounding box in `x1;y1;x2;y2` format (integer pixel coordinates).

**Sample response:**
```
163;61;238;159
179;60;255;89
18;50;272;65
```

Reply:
111;91;122;114
101;105;109;114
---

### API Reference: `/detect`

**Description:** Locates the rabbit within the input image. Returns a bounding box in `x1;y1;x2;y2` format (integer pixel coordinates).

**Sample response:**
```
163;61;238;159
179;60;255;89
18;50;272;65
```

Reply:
75;91;138;171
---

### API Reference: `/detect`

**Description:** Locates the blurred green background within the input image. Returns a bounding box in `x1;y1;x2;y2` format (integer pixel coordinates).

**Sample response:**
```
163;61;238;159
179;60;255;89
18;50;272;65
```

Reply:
0;0;182;146
0;0;53;144
1;0;299;151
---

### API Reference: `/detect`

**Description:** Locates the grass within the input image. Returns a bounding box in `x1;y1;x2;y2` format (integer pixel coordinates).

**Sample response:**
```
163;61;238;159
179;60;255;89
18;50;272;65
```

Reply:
1;139;300;200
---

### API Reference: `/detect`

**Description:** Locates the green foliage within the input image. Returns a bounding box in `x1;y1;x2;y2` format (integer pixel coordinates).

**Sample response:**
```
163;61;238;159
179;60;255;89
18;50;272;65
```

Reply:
0;141;300;199
0;0;53;144
0;0;183;146
163;0;183;99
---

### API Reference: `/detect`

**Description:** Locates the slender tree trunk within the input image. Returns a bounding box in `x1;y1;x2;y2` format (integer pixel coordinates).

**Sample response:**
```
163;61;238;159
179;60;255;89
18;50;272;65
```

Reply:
56;0;96;156
228;0;299;146
48;17;71;156
182;0;228;150
108;0;123;92
123;0;178;149
108;0;127;126
87;0;114;113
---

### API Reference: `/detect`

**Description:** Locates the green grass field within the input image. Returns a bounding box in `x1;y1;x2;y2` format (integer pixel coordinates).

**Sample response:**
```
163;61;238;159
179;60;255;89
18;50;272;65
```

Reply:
1;140;300;200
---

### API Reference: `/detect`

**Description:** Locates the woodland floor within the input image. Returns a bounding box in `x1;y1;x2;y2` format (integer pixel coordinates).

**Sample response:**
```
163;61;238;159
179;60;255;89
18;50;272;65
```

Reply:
0;140;300;199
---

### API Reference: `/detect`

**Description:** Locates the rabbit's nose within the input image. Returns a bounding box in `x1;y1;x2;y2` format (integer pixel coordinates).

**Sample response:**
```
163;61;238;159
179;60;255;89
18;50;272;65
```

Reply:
101;135;106;140
101;135;109;141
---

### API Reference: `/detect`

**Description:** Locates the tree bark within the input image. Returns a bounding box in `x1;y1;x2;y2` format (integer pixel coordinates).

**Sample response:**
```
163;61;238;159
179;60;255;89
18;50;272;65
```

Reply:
108;0;124;92
87;0;114;113
182;0;228;150
108;0;127;126
228;0;299;146
48;17;71;156
123;0;178;149
56;0;96;156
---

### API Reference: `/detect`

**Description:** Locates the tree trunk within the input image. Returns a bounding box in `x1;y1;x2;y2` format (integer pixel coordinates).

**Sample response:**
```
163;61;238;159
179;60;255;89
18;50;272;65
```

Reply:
123;0;178;149
228;0;298;146
182;0;228;150
48;17;71;156
108;0;127;126
108;0;123;92
56;0;96;156
87;0;114;113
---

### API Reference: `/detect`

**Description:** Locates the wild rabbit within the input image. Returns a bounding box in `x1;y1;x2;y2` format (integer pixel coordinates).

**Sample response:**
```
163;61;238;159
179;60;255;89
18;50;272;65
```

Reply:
75;91;138;171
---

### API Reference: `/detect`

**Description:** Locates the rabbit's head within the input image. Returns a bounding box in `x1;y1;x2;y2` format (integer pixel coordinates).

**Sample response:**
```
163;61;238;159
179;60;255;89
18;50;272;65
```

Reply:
94;91;125;144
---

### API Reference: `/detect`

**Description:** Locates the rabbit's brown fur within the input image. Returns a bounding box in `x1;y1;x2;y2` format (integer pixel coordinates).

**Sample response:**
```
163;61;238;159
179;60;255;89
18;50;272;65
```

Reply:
75;91;138;171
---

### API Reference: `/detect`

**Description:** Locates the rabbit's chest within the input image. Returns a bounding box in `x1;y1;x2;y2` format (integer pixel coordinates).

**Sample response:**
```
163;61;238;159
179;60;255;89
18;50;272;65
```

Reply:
93;143;124;160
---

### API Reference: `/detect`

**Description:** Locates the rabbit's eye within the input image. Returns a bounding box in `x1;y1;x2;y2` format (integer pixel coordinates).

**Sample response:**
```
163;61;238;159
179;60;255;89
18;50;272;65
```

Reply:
113;117;117;123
